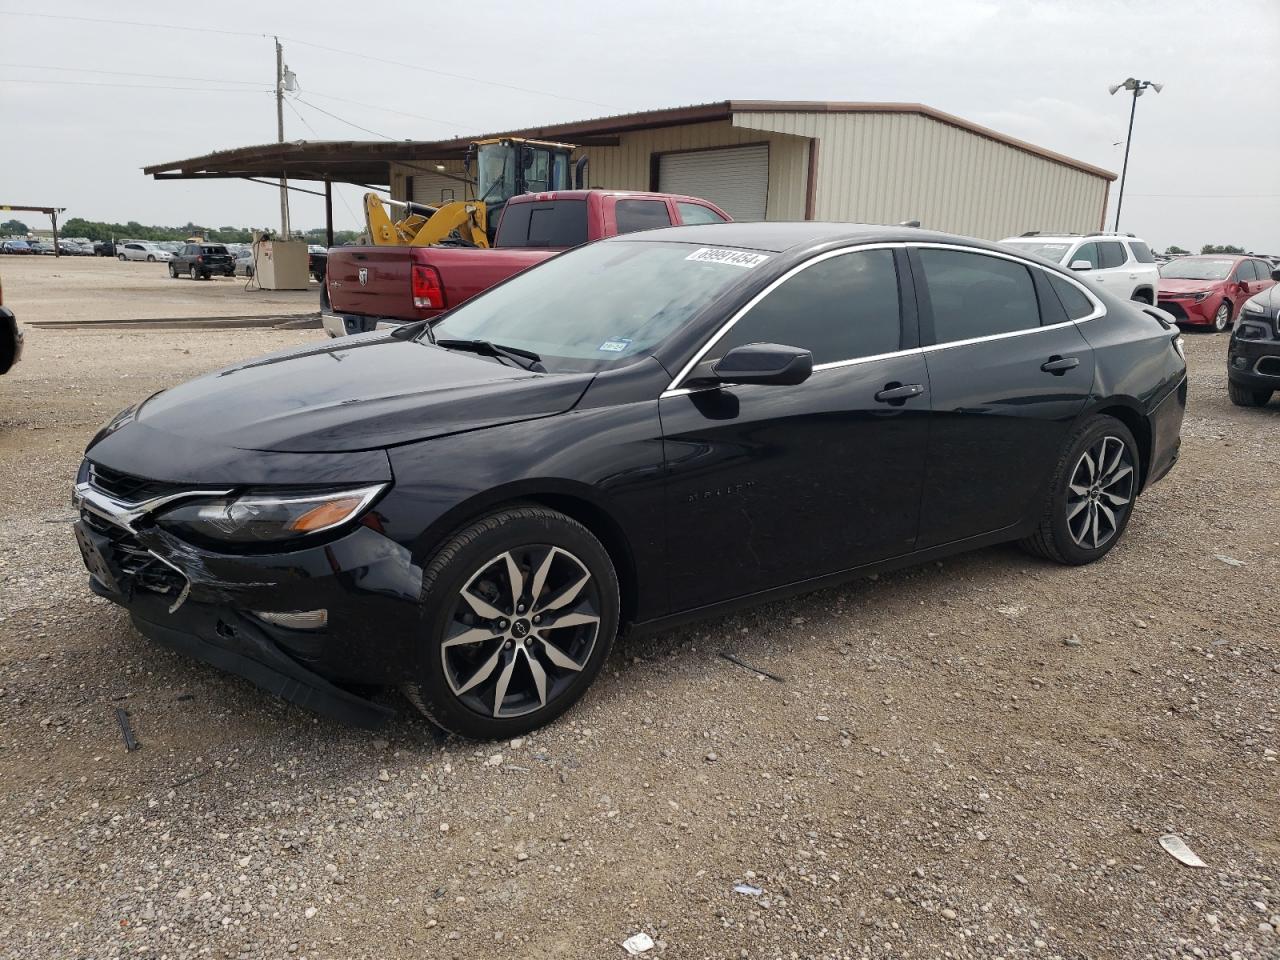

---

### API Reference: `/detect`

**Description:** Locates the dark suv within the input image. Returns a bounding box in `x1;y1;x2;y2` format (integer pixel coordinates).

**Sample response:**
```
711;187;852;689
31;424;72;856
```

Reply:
1228;265;1280;407
170;243;235;280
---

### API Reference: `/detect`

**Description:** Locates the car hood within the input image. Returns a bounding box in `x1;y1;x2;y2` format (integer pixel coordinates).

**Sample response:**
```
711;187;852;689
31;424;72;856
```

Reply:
1158;278;1222;294
128;334;595;454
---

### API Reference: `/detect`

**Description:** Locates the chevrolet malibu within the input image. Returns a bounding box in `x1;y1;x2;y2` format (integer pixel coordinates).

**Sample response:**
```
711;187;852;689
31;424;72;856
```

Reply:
72;223;1188;738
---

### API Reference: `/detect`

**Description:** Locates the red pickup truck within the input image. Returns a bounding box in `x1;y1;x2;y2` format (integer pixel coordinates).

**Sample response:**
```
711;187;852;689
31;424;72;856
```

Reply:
321;190;731;336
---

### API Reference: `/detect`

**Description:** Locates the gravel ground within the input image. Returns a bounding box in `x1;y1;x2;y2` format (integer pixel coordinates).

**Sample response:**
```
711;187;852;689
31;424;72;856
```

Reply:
0;300;1277;958
1;255;318;323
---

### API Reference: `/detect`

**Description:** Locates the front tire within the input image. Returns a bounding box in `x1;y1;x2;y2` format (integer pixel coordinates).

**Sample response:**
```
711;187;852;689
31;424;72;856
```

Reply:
168;263;178;279
146;255;156;262
404;505;620;739
1228;380;1273;407
1213;300;1232;332
1020;415;1140;565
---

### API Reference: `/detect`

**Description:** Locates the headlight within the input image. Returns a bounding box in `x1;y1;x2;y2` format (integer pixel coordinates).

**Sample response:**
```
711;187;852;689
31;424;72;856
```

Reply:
156;484;387;545
1192;291;1212;302
1242;299;1265;316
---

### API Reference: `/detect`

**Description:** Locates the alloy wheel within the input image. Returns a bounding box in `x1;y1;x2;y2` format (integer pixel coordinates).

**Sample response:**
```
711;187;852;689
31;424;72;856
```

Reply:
441;545;601;719
1065;435;1135;550
1214;302;1230;332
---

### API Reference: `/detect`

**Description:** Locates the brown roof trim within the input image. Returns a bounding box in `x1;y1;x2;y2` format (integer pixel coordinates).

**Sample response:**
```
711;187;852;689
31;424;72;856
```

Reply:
725;101;1116;180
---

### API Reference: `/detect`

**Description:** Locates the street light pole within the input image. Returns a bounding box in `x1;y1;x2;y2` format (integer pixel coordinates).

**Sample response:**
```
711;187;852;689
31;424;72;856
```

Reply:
1109;77;1162;233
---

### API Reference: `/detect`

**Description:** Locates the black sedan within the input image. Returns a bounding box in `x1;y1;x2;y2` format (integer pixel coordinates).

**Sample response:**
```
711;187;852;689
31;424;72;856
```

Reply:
71;223;1188;737
1227;268;1280;407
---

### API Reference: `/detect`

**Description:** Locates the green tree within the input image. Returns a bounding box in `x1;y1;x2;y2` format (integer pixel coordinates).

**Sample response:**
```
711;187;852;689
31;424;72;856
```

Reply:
1201;244;1244;255
1165;245;1188;255
1;219;30;235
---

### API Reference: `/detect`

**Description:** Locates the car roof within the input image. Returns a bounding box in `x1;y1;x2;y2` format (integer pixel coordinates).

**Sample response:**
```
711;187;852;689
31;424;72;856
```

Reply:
507;189;726;205
1000;234;1148;243
607;220;1015;255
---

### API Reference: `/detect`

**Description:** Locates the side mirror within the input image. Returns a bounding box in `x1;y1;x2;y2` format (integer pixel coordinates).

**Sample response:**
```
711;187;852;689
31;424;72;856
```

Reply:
1069;259;1092;271
1272;268;1280;282
712;343;813;386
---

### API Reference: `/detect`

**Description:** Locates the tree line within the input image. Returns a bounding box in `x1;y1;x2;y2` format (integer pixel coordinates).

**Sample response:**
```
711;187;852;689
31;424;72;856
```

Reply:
50;218;361;246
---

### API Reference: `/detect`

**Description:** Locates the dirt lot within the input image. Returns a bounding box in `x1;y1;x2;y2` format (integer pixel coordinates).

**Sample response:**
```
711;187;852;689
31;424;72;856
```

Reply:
0;265;1277;960
1;254;318;324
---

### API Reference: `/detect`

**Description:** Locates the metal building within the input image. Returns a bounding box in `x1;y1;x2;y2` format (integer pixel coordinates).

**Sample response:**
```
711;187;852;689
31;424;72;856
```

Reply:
392;101;1115;240
146;101;1115;243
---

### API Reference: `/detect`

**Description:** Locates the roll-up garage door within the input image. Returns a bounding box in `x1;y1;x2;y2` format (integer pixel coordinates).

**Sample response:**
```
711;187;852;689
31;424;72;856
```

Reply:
411;173;464;207
658;144;769;221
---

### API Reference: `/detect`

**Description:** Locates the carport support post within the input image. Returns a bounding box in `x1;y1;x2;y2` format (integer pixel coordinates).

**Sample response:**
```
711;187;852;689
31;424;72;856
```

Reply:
50;209;59;258
324;177;334;248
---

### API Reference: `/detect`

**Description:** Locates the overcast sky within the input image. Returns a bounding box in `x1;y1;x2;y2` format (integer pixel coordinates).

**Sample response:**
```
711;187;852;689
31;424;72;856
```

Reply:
2;0;1277;252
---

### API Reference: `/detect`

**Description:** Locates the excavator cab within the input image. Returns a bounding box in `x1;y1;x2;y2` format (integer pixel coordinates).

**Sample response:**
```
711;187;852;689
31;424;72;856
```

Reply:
363;137;581;248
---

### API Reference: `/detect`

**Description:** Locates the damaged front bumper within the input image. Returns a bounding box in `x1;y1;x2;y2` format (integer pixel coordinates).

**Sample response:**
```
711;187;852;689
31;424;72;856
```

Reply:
72;475;424;728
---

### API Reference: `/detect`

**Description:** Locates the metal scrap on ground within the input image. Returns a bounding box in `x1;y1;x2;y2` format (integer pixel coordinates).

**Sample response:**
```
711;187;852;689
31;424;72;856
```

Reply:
114;707;139;752
1159;833;1207;868
719;651;785;683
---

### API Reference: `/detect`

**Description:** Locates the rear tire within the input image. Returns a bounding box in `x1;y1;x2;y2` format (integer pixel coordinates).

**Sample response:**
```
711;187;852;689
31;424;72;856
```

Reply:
1131;290;1152;305
1228;380;1273;407
404;505;620;740
189;266;200;281
168;263;178;279
117;254;126;261
1020;415;1140;566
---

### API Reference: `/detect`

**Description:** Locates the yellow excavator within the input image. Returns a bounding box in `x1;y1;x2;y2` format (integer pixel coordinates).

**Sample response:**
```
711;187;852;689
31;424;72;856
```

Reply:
363;137;583;248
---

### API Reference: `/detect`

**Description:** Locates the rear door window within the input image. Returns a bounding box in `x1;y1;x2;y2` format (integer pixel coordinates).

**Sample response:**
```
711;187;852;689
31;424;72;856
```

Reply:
676;201;728;225
1096;241;1127;268
1235;260;1257;281
917;248;1041;343
495;200;588;248
1127;240;1155;263
709;249;902;366
615;199;672;235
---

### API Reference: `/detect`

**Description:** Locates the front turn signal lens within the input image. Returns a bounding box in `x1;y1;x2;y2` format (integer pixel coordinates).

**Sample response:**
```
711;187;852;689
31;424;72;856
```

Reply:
287;496;368;533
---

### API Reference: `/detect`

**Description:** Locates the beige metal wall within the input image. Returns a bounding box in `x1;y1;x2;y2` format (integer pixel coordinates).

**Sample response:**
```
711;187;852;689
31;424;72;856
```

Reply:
734;110;1108;239
389;160;469;204
577;120;810;220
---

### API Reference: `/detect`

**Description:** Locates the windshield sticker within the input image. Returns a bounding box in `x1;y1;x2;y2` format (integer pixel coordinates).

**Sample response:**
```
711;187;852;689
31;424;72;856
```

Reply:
598;338;632;353
685;247;770;268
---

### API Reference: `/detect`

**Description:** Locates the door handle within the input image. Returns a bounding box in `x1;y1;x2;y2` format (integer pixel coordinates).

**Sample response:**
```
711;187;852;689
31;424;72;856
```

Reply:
874;382;924;403
1041;355;1080;375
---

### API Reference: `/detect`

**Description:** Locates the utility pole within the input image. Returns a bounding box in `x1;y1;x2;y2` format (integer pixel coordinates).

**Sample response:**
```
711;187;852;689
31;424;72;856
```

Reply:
275;36;290;238
1108;77;1162;233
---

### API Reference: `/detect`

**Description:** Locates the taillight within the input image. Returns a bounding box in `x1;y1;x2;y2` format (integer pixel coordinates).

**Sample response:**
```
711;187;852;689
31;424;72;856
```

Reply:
196;255;203;263
411;264;445;310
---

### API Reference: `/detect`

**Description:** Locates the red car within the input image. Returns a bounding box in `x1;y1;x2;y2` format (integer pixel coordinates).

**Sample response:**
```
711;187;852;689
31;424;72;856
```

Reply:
1157;254;1277;332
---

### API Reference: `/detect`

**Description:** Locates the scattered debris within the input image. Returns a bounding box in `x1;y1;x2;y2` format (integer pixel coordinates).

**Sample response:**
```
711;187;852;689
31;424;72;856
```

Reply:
734;883;763;896
1213;554;1244;567
114;707;139;752
719;651;785;683
1159;833;1207;868
622;932;654;955
174;693;195;702
1063;634;1082;647
995;604;1026;617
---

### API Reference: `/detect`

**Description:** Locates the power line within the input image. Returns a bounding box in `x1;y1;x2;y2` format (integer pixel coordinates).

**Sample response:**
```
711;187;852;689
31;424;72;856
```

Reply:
300;89;472;131
0;10;265;39
291;96;392;140
2;9;615;111
0;62;265;85
1128;194;1280;199
0;77;271;94
285;37;614;110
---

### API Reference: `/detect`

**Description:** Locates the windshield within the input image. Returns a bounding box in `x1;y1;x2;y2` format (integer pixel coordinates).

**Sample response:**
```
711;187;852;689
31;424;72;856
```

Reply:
1159;258;1234;281
430;240;766;372
1001;240;1071;263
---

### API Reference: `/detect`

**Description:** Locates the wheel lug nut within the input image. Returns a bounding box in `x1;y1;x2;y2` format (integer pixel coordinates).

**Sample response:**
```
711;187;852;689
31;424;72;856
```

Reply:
532;615;541;624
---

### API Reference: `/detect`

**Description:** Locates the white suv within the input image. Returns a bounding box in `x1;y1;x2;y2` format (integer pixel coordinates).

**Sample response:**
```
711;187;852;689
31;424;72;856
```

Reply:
998;233;1160;304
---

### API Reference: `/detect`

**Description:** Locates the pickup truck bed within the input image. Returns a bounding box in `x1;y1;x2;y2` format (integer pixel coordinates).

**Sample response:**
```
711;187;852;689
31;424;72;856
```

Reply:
323;190;730;336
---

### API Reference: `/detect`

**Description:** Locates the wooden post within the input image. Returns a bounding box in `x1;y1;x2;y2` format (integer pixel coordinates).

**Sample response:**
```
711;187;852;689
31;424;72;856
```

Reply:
324;177;334;248
50;209;59;257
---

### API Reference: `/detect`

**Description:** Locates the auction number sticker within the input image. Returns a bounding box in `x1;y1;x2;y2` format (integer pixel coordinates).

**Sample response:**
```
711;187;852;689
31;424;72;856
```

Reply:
685;247;770;268
598;338;632;353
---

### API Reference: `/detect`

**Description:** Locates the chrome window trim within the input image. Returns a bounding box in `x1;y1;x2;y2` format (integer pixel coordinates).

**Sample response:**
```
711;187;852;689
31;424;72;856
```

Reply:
661;240;1106;399
663;242;909;396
